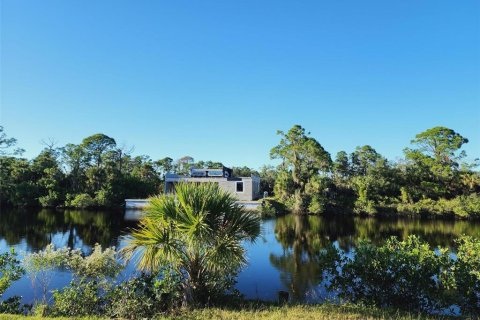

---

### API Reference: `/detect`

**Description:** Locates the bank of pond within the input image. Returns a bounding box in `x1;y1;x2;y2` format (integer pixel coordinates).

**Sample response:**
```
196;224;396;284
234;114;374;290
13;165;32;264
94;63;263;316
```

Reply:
0;208;479;318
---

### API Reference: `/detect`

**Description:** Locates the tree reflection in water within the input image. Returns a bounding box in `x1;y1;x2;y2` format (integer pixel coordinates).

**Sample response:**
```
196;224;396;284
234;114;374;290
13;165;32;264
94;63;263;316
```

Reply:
270;214;480;301
0;208;136;252
1;209;479;303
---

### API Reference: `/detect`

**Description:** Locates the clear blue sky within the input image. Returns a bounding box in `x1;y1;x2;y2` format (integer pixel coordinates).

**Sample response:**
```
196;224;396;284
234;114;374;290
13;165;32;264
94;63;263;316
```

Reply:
1;0;479;169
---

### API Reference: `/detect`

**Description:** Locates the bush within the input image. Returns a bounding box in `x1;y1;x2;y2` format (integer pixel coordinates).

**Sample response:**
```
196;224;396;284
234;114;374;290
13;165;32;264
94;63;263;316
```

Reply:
23;244;72;303
258;199;277;218
0;249;24;314
0;297;23;314
65;193;97;208
108;272;181;319
51;280;104;317
331;236;450;312
454;236;480;315
68;244;122;281
94;187;113;207
396;194;480;219
320;235;480;315
38;190;60;207
308;195;327;214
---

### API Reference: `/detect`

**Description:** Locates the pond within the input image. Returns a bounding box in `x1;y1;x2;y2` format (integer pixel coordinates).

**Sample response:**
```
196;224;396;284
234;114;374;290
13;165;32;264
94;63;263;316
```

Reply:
1;208;479;304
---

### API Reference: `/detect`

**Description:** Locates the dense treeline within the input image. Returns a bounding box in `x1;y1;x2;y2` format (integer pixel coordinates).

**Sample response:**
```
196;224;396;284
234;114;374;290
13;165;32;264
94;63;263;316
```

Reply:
0;127;251;209
1;125;479;217
1;129;162;208
267;125;480;218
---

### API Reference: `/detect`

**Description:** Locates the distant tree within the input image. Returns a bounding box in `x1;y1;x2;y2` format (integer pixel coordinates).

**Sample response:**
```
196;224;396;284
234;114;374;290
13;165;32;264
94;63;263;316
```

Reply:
155;157;174;178
176;156;194;174
333;151;350;181
404;127;469;198
61;143;88;193
259;165;277;195
80;134;117;168
350;145;383;176
32;149;65;207
232;166;259;177
0;126;24;156
270;125;332;213
195;160;223;169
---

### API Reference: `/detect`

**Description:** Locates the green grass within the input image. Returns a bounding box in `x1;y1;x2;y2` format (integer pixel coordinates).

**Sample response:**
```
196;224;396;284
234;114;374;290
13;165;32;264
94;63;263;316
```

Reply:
0;303;460;320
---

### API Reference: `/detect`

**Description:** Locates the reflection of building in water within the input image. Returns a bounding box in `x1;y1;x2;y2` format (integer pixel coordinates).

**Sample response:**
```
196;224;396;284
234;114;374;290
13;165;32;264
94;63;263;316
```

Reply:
165;166;261;202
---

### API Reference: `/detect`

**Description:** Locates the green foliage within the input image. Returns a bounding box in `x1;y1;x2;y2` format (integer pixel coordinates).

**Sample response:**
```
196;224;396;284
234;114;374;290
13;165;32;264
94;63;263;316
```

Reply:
232;166;259;177
0;129;163;208
67;244;122;281
107;273;181;319
258;199;277;218
397;194;480;218
330;236;450;311
404;126;469;199
24;244;72;302
0;249;24;314
318;235;480;315
1;124;478;219
0;126;24;156
453;236;480;315
122;183;261;306
24;243;122;304
352;176;377;215
0;249;24;297
51;280;104;317
0;297;26;315
66;193;96;209
38;190;60;207
271;125;332;213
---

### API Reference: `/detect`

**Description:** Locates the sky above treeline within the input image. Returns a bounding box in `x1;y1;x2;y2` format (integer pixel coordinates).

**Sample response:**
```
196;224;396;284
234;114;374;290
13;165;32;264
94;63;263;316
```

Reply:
1;0;479;169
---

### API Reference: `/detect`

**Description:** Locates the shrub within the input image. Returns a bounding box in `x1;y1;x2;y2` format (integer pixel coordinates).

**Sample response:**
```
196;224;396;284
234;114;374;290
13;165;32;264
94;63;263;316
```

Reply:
68;244;122;281
0;297;23;314
323;236;452;312
65;193;96;208
94;188;113;207
308;195;327;214
108;272;181;319
258;199;276;218
23;244;71;303
51;280;104;317
320;235;480;315
397;194;480;219
454;236;480;315
0;249;24;297
38;190;60;207
0;249;25;314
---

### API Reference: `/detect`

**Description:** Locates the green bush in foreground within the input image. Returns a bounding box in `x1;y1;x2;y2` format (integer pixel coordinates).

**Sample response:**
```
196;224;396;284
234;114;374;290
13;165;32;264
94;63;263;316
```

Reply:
0;249;25;314
321;235;480;316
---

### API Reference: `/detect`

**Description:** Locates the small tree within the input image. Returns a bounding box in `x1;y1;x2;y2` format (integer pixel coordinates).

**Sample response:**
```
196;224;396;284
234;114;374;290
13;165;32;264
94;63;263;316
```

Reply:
122;183;261;306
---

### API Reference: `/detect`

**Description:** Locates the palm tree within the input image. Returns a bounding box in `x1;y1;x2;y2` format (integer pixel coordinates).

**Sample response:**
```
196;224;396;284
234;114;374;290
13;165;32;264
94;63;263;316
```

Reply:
122;182;261;305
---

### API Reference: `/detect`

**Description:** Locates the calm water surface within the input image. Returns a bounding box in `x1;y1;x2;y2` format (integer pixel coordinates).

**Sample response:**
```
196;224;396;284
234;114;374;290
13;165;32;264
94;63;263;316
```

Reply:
1;208;479;304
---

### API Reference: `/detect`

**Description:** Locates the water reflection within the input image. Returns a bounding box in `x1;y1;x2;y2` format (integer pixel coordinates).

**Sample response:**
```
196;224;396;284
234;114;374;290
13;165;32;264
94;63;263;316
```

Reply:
0;208;135;252
270;214;480;301
0;209;479;304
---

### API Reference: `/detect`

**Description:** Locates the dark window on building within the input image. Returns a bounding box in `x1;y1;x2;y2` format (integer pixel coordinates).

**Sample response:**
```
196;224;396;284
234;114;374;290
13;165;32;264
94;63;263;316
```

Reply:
236;181;244;192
